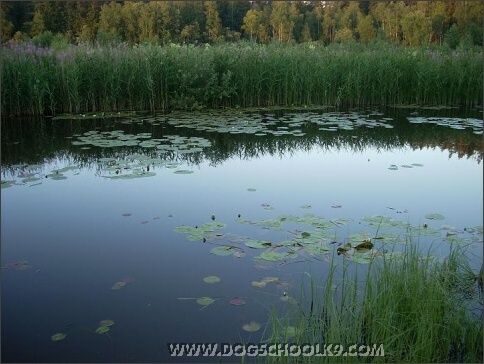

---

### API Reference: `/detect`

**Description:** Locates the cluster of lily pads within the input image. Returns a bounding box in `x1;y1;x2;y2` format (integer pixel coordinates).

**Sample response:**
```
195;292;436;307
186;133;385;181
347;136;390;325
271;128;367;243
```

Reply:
179;275;291;333
119;110;395;135
302;111;394;131
51;319;115;342
69;132;212;179
407;116;483;135
71;130;212;151
178;275;257;331
174;212;483;266
0;164;80;188
50;276;129;343
96;154;197;180
171;209;482;335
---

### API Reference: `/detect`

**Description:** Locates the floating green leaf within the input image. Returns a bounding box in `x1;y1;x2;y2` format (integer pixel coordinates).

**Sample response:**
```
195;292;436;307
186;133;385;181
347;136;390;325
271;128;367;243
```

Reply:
174;225;198;234
347;251;377;264
348;232;372;243
210;246;236;256
245;240;272;249
425;213;445;220
95;326;110;334
255;251;285;262
196;297;215;306
200;222;226;231
187;232;205;241
51;333;66;341
242;321;261;332
111;281;126;290
304;245;330;255
251;280;267;288
261;276;279;283
99;320;115;327
444;235;467;244
203;275;221;284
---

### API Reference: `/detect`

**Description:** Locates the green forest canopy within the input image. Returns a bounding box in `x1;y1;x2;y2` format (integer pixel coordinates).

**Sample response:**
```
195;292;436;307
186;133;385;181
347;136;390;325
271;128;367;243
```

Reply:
1;1;482;47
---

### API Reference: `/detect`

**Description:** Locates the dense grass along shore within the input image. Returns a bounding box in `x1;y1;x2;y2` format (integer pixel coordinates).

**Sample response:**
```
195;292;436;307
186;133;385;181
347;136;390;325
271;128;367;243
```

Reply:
1;41;482;116
264;243;483;363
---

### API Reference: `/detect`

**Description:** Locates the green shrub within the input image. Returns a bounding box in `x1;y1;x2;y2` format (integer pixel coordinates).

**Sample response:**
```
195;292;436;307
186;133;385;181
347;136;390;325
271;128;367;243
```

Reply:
31;31;54;48
444;24;460;50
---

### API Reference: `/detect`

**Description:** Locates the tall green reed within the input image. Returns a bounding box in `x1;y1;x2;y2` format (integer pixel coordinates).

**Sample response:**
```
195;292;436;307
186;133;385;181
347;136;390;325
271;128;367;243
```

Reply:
263;242;483;363
1;41;482;116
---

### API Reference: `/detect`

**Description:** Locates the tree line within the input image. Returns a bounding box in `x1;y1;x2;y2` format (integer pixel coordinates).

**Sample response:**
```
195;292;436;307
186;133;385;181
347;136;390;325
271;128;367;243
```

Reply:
1;1;482;48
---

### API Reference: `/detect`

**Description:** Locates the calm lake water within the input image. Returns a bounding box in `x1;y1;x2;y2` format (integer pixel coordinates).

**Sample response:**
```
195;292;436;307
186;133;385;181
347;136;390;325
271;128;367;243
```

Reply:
1;107;483;362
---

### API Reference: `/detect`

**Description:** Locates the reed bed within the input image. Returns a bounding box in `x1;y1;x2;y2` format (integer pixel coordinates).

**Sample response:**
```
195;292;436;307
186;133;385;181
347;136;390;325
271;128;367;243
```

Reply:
264;243;483;363
1;41;482;116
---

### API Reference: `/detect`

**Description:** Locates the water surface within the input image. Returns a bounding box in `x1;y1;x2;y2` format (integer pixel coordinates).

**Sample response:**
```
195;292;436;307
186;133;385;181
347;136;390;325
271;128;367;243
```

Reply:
1;107;482;362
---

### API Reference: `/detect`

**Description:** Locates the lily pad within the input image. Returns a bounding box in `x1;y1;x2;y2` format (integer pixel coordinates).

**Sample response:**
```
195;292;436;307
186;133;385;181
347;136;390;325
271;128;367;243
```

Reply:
255;251;286;262
95;326;110;334
111;281;126;290
347;251;376;264
242;321;261;332
51;333;66;341
203;275;221;284
200;222;227;231
261;276;279;283
210;246;236;256
425;213;445;220
348;232;372;243
196;297;215;306
251;280;267;288
245;240;272;249
304;244;331;255
99;320;115;327
174;225;198;234
229;297;246;306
